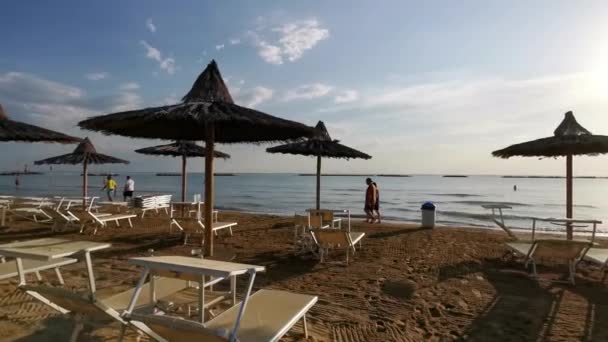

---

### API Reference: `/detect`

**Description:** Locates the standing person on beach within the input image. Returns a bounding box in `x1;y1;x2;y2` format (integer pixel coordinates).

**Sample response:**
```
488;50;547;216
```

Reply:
14;175;19;188
373;181;381;223
102;175;117;201
364;178;377;223
123;175;134;202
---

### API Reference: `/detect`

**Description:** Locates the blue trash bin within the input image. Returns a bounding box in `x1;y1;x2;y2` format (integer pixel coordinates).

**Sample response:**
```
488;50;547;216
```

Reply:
421;202;436;228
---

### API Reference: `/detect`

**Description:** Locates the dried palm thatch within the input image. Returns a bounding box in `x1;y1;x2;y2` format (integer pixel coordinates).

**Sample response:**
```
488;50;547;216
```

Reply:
267;121;372;159
135;141;230;202
34;138;129;206
492;111;608;239
492;112;608;158
78;61;314;143
267;121;372;209
0;103;81;143
134;141;230;158
77;60;315;256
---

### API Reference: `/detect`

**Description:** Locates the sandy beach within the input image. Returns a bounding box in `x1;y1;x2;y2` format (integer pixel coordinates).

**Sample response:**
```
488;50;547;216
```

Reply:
0;209;606;342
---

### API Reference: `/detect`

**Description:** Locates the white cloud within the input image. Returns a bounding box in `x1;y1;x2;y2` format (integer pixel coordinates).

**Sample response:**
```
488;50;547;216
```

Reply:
283;83;333;101
257;40;283;65
229;38;241;45
119;82;140;91
159;58;175;74
216;44;225;51
160;93;179;105
0;72;82;104
146;18;156;33
248;18;329;64
85;72;108;81
0;71;142;131
334;90;359;103
139;40;176;75
239;86;274;107
274;19;329;62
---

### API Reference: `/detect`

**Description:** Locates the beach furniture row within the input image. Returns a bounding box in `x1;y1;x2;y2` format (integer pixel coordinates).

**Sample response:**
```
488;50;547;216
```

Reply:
0;237;317;341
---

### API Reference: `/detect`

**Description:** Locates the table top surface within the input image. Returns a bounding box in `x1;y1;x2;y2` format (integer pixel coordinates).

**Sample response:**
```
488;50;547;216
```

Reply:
0;238;111;260
481;204;513;209
532;217;602;224
129;255;265;278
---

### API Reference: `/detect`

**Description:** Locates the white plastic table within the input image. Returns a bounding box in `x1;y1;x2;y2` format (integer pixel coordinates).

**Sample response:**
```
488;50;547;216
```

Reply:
530;217;602;241
125;256;265;324
0;238;110;300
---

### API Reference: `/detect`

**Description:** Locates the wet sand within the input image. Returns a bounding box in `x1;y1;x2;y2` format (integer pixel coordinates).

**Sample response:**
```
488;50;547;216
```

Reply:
0;210;607;341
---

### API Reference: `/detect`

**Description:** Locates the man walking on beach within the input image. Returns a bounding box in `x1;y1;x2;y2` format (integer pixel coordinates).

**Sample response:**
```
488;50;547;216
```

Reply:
373;181;381;223
364;178;377;223
102;175;117;201
123;175;134;202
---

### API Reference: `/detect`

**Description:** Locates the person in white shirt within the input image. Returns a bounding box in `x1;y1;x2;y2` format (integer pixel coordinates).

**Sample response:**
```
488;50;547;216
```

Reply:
123;176;135;201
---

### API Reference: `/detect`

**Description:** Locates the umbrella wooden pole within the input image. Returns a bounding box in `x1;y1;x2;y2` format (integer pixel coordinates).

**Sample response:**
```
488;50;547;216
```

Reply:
181;155;187;203
204;125;215;256
316;155;321;210
82;160;88;208
566;154;573;240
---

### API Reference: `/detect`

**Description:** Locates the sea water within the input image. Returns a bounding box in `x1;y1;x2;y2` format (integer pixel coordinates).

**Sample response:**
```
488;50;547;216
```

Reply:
1;172;607;233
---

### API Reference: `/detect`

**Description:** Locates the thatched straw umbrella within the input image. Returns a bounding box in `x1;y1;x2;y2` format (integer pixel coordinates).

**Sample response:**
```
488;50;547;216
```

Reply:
78;60;315;256
34;138;129;207
492;111;608;239
135;141;230;202
267;121;372;209
0;103;80;143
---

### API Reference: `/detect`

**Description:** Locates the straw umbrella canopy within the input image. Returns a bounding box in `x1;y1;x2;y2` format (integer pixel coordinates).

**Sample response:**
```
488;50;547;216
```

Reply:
34;137;129;207
135;141;230;202
267;121;372;209
78;60;315;256
0;103;80;143
492;111;608;239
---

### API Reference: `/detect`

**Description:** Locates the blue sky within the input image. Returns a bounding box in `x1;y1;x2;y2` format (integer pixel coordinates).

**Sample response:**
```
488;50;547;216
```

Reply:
2;1;608;175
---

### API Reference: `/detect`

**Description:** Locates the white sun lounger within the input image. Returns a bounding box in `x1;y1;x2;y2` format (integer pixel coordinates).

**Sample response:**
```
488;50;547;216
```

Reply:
310;229;365;265
20;277;212;342
131;289;318;342
82;211;137;235
506;239;592;285
309;209;342;229
170;218;237;245
583;248;608;282
0;257;76;284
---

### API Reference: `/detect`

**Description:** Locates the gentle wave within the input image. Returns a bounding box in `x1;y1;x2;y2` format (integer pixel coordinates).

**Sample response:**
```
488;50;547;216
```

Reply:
431;193;481;198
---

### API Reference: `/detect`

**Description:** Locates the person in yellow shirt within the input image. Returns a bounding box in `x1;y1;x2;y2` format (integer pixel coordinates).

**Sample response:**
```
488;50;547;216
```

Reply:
102;175;118;201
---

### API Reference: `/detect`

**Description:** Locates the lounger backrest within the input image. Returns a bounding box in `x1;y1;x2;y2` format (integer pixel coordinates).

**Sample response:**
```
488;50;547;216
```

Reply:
21;285;117;321
294;214;308;227
311;229;351;248
101;277;189;312
533;239;590;261
130;313;230;342
309;214;324;229
87;211;105;225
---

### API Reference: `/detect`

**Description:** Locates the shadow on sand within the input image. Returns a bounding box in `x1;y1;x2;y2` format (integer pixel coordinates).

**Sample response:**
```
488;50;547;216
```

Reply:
439;259;608;341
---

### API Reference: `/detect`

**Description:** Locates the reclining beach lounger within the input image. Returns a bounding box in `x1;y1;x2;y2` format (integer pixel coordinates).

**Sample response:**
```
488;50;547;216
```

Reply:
0;257;76;284
506;239;591;285
309;209;341;229
8;207;53;222
310;229;365;265
43;208;80;232
130;289;318;342
583;248;608;282
82;211;137;235
20;276;214;341
170;218;237;245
